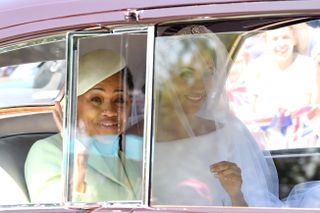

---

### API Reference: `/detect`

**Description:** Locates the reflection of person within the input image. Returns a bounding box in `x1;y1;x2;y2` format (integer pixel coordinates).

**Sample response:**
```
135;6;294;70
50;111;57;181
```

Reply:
248;26;318;149
312;42;320;104
292;22;320;57
25;49;143;203
152;25;280;207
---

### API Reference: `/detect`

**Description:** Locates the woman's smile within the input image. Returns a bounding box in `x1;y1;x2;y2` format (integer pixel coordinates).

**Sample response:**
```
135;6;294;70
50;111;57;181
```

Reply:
96;119;119;129
77;73;132;136
275;46;289;55
184;91;206;103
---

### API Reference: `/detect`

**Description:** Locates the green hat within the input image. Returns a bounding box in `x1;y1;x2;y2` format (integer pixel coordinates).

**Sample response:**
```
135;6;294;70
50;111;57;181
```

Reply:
78;49;126;96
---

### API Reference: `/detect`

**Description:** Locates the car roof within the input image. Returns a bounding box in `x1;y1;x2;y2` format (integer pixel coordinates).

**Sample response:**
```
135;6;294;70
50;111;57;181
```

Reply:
0;0;236;29
0;0;319;43
0;0;264;13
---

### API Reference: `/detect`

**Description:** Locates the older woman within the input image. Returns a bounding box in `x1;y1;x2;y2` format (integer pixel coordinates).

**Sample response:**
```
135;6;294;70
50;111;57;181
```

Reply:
25;49;143;203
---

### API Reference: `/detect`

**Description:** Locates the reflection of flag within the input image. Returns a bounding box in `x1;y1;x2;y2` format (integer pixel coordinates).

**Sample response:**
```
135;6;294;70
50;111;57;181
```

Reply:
278;109;292;135
292;106;312;134
255;106;320;143
254;110;292;135
292;106;320;142
292;121;313;142
255;116;276;131
227;86;248;105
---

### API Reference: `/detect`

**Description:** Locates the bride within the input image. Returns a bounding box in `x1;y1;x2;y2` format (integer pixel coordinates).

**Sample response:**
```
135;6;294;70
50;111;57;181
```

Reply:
151;25;281;207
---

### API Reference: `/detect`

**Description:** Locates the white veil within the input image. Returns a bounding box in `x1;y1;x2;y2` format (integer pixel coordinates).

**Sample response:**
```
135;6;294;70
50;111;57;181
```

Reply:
283;181;320;208
152;25;281;207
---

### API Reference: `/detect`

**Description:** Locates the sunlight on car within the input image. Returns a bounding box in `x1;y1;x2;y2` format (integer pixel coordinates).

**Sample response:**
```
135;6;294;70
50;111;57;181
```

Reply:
0;60;65;108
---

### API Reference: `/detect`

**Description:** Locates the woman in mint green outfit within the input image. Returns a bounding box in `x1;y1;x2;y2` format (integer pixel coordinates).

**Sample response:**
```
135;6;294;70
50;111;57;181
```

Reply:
25;49;143;203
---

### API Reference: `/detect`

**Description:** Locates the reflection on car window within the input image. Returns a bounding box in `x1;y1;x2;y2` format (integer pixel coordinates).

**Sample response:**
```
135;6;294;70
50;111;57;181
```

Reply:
0;61;65;108
0;36;65;206
227;21;320;151
226;20;320;208
152;20;320;209
25;33;147;204
0;38;65;108
152;24;280;207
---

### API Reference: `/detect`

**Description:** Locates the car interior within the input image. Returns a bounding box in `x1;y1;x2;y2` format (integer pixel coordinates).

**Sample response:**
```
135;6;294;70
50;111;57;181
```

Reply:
0;112;58;203
0;16;320;205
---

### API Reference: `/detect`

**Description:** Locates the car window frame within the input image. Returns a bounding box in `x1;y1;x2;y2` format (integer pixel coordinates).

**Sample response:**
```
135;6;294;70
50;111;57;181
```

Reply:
63;25;155;208
150;16;320;210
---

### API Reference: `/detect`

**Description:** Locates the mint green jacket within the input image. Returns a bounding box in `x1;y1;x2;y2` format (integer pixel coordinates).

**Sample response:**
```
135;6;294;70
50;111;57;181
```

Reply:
25;134;142;203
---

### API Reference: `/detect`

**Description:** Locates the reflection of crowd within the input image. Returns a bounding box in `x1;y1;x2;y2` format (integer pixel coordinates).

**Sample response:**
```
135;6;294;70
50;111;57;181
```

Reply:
153;25;280;207
228;22;320;150
0;66;15;77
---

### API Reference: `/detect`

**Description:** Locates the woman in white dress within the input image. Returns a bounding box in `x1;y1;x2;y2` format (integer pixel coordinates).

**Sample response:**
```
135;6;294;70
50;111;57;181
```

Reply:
151;25;281;207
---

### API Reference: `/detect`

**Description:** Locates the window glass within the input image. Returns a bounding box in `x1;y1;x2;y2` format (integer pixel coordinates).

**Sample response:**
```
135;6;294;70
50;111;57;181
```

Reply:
22;31;147;207
0;38;66;108
152;20;320;209
228;21;320;151
67;32;146;204
0;36;65;206
226;20;320;203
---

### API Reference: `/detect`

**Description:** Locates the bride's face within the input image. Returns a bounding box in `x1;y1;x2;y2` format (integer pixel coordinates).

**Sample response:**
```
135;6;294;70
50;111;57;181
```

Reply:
171;50;215;116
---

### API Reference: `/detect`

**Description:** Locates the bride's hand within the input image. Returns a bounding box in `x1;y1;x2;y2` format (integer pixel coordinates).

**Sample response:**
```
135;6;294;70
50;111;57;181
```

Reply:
210;161;247;206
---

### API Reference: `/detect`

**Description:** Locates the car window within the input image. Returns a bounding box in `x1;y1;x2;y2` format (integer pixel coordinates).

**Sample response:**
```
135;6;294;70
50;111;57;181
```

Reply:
0;35;65;206
0;37;66;108
226;20;320;203
63;30;147;205
228;20;320;151
152;20;320;209
152;24;263;207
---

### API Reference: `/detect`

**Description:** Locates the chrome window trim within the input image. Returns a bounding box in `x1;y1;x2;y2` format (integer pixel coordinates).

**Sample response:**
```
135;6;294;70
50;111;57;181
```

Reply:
0;35;65;54
142;25;155;206
64;31;79;203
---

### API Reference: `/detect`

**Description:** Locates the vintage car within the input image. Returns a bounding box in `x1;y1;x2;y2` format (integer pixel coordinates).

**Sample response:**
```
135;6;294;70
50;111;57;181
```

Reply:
1;0;320;212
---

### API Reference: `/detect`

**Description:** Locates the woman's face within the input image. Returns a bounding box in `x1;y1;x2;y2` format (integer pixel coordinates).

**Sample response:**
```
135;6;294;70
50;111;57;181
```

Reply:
77;72;132;136
265;27;296;64
171;51;215;116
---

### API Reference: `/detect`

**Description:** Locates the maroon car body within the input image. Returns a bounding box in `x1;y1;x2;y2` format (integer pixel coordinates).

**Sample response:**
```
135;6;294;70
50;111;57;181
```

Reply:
1;0;320;212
